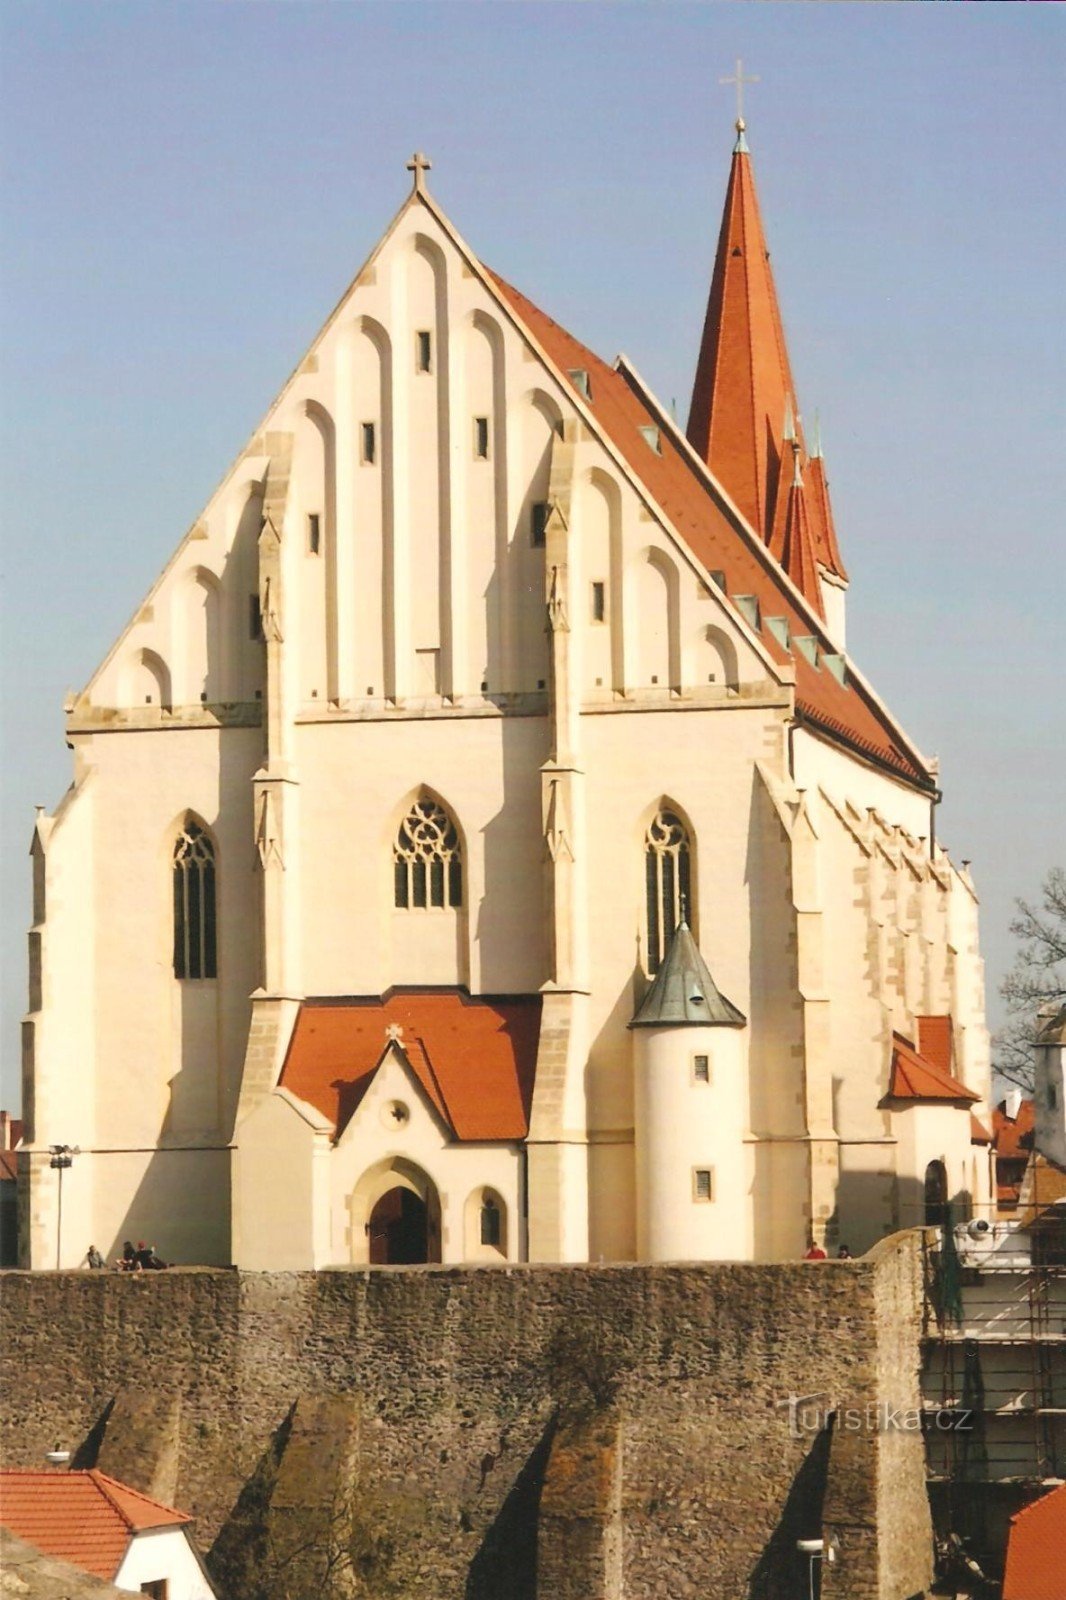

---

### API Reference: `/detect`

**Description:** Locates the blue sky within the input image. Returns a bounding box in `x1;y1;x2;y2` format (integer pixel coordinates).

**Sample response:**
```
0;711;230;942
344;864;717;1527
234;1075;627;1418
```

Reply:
1;2;1063;1109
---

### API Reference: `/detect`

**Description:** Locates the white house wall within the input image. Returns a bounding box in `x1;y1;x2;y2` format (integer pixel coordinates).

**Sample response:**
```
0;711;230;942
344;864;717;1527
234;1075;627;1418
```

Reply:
114;1525;216;1600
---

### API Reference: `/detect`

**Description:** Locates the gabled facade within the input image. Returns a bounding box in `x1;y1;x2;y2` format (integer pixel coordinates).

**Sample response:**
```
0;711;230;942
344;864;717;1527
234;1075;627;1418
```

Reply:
21;134;991;1269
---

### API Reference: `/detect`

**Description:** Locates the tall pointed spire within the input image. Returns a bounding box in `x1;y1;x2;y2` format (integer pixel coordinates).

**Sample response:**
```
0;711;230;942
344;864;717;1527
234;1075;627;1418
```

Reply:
687;128;799;544
687;127;849;590
778;460;825;619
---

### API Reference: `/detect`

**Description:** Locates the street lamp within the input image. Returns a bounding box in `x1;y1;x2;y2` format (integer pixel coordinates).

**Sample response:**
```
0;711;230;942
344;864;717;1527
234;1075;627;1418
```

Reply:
797;1536;838;1600
48;1145;79;1270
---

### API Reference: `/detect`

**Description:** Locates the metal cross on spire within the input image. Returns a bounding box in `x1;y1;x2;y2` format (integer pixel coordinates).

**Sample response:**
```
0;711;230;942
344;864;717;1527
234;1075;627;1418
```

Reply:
719;58;759;131
406;151;432;193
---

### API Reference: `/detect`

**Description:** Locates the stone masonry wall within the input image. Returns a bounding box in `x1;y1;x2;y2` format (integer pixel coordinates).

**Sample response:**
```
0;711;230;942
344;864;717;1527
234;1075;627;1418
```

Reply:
0;1235;932;1600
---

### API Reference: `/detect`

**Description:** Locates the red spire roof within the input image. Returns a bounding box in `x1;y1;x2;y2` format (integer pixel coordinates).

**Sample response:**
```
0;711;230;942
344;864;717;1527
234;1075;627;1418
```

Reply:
687;133;846;583
776;456;825;619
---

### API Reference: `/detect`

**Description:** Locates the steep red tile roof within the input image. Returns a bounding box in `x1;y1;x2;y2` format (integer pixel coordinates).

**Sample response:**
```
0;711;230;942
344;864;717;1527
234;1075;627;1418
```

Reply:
279;991;541;1141
0;1470;190;1582
916;1015;954;1077
806;453;848;583
884;1032;979;1104
993;1099;1035;1160
1003;1482;1066;1600
776;467;825;620
685;136;846;582
487;270;930;788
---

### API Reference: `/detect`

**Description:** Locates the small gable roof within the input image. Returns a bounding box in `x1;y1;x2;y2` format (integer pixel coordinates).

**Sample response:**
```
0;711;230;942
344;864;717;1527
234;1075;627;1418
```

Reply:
993;1098;1035;1160
883;1031;978;1105
1003;1482;1066;1600
0;1470;190;1582
486;269;930;789
278;990;541;1142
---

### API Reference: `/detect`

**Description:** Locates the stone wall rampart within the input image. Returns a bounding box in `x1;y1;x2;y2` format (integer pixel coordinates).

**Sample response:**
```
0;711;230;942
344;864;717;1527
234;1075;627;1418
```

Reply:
0;1238;933;1599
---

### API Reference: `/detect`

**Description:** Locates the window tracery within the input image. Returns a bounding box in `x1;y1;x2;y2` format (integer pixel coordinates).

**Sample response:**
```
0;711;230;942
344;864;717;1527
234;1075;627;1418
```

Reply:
393;797;462;910
645;807;692;973
173;820;217;979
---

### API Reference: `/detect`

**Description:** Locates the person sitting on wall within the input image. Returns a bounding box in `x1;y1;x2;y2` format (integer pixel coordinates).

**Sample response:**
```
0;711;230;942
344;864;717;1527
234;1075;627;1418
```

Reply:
84;1245;105;1269
119;1240;139;1272
803;1241;827;1260
837;1244;852;1260
133;1241;167;1270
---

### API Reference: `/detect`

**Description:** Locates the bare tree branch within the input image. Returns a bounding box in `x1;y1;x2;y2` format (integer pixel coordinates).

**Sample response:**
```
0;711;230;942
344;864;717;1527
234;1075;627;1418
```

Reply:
995;868;1066;1093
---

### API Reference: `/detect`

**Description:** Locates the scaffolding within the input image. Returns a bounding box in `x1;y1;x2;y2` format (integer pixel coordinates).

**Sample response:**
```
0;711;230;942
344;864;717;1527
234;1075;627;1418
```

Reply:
922;1218;1066;1583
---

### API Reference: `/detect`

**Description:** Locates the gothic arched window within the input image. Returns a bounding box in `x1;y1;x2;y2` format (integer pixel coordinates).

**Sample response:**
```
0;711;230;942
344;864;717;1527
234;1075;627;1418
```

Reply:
480;1196;501;1247
645;807;692;973
173;820;217;979
394;796;462;910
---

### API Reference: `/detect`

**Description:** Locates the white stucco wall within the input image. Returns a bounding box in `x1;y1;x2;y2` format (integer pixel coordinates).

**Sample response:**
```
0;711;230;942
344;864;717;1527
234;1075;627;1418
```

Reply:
114;1525;216;1598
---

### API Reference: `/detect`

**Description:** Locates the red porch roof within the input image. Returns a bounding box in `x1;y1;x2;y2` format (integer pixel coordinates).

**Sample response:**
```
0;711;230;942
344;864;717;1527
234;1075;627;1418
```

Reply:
279;990;541;1142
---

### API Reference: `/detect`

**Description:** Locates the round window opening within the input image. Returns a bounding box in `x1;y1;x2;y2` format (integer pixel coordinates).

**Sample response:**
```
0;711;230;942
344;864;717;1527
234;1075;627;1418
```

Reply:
381;1100;410;1129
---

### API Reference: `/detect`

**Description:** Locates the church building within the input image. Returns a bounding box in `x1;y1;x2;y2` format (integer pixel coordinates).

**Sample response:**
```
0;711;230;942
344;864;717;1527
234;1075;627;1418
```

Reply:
20;123;993;1269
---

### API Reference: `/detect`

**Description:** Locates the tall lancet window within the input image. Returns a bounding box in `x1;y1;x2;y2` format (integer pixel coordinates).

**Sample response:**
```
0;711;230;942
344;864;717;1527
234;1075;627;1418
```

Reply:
394;796;463;910
173;820;217;979
645;808;692;974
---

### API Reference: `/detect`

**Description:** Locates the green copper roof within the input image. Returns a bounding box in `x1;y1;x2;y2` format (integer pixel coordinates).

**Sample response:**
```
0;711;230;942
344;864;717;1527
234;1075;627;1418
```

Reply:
630;922;747;1029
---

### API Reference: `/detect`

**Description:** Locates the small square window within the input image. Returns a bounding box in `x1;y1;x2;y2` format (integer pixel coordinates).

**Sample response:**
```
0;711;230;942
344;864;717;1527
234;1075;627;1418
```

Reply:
591;581;606;623
416;330;432;372
361;423;376;465
693;1054;710;1083
249;594;263;641
531;501;550;547
693;1167;714;1203
307;513;321;555
474;416;489;459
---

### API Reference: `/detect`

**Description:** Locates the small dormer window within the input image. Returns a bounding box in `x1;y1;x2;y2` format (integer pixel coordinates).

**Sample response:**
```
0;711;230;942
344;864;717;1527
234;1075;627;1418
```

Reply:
638;424;661;454
568;368;591;400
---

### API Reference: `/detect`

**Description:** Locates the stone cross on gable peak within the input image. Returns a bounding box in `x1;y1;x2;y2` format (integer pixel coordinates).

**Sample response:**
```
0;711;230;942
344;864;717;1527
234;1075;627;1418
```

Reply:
385;1022;404;1042
406;151;432;193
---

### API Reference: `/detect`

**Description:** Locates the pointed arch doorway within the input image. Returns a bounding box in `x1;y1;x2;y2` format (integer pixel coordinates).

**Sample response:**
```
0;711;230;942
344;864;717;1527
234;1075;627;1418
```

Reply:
369;1187;429;1264
351;1158;442;1266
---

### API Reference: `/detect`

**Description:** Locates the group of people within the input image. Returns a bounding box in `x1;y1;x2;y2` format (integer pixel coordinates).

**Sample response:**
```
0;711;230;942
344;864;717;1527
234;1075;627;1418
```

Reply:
84;1240;168;1271
804;1241;852;1261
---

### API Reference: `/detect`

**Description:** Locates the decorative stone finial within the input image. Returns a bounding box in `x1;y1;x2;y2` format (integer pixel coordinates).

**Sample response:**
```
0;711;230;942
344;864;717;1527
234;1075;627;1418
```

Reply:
385;1022;404;1041
406;151;432;193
